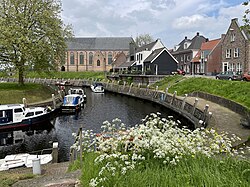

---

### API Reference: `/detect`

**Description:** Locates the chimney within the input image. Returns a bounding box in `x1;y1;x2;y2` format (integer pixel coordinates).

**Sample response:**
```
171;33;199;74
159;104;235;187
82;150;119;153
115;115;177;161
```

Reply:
185;36;187;40
197;32;199;36
206;38;209;42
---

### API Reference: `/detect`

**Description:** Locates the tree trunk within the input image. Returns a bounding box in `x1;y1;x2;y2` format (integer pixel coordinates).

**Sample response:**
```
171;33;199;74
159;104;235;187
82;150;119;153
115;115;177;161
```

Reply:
18;66;24;85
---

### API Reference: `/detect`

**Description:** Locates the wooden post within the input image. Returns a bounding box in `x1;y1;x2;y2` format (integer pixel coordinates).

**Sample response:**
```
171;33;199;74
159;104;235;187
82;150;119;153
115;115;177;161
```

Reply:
52;142;58;163
79;128;83;167
170;91;177;105
22;98;27;108
192;98;199;115
52;94;56;109
164;88;169;101
181;94;188;110
129;83;133;93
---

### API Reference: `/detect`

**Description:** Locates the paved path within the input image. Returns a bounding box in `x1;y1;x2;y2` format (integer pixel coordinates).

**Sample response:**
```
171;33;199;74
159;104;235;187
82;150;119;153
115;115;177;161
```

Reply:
11;162;81;187
185;96;250;146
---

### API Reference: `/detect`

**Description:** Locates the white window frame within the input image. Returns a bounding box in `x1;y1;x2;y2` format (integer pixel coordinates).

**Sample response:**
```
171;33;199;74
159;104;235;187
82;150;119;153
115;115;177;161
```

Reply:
226;49;231;58
231;33;236;42
236;63;242;73
222;62;229;72
234;48;239;58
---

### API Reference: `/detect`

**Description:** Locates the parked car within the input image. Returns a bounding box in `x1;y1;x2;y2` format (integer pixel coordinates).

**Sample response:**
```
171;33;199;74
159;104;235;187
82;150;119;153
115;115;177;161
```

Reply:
176;69;186;75
242;71;250;81
215;71;242;80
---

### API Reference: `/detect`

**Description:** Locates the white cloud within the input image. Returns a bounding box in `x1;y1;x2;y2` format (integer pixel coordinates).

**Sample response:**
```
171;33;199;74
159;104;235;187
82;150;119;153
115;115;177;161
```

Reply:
61;0;247;48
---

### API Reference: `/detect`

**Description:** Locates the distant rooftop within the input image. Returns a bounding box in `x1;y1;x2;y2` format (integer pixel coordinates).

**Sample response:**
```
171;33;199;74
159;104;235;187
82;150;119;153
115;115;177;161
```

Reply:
66;37;134;51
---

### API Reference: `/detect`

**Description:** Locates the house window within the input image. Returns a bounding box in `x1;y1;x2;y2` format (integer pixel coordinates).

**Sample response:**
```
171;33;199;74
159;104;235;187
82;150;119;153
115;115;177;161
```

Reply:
236;63;242;73
231;33;236;42
70;52;74;65
187;56;190;61
201;51;205;59
79;52;84;64
89;52;93;65
136;54;139;61
97;59;100;66
140;53;143;60
184;43;188;49
226;49;231;58
223;62;229;72
234;48;239;58
181;56;183;62
229;63;235;72
108;52;112;64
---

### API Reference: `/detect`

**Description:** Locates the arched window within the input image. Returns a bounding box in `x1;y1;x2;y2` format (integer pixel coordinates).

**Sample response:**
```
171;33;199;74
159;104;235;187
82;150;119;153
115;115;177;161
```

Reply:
70;52;74;65
108;52;112;64
89;52;93;65
79;52;84;65
97;59;100;66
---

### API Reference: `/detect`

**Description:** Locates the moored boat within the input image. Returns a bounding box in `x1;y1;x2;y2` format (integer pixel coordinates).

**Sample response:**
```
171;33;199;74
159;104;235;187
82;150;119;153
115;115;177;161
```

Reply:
61;94;84;113
91;82;104;93
0;104;53;131
68;87;87;101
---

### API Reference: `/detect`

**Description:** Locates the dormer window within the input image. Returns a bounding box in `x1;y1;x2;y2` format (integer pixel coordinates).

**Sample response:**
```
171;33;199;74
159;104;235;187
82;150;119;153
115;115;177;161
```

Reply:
231;33;235;42
174;45;180;51
184;43;188;49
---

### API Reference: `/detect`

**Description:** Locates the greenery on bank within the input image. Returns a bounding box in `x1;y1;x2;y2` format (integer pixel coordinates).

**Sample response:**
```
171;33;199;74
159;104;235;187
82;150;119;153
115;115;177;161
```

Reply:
0;83;54;104
0;173;34;187
153;75;250;109
69;113;250;187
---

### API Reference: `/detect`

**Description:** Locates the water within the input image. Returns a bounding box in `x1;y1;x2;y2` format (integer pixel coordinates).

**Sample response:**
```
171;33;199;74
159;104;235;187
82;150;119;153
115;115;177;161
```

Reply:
0;88;191;161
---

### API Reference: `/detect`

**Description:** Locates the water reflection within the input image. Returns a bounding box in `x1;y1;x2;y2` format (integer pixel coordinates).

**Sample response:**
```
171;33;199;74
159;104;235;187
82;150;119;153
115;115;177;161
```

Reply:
0;88;191;162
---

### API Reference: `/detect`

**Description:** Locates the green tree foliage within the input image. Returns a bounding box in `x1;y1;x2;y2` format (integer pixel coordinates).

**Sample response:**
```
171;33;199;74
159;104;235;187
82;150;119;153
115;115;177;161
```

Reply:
135;34;154;47
242;1;250;34
0;0;73;85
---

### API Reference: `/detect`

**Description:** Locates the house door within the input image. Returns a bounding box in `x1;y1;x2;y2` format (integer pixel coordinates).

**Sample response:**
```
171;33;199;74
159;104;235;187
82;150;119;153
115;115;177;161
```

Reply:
222;62;228;72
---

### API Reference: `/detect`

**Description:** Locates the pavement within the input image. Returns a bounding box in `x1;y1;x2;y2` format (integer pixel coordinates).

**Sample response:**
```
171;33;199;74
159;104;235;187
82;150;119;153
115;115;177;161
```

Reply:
185;96;250;146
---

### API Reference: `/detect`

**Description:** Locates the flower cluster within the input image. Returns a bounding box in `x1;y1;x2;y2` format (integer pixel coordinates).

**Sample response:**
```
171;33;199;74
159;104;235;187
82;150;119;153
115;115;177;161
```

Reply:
72;113;248;187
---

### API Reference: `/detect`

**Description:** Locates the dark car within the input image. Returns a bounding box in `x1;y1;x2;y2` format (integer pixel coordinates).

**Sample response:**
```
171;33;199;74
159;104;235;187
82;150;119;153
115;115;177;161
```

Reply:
242;71;250;81
215;71;242;80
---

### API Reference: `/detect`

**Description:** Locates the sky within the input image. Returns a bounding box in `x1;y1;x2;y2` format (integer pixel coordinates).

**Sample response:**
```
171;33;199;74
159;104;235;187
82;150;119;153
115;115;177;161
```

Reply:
61;0;248;49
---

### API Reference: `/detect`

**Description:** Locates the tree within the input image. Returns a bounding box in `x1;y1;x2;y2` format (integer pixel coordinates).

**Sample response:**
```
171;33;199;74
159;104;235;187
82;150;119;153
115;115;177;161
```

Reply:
242;1;250;34
0;0;73;85
135;34;154;47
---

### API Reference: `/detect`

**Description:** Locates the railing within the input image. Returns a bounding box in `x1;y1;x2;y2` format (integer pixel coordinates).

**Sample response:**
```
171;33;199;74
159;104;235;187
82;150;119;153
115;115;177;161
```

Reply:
1;77;212;128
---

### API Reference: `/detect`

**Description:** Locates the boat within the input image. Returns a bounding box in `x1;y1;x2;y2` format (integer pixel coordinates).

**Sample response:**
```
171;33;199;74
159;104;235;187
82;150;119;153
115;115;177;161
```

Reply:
91;82;104;93
0;104;53;131
0;153;52;171
68;87;87;101
61;94;84;113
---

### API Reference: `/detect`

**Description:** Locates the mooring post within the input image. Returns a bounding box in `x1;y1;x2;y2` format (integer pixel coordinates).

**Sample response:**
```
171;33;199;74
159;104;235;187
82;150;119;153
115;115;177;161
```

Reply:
79;128;83;167
164;87;169;101
52;142;58;163
192;98;199;115
181;94;188;110
22;98;27;108
52;94;56;109
129;83;133;93
170;91;177;105
123;81;126;91
203;104;209;121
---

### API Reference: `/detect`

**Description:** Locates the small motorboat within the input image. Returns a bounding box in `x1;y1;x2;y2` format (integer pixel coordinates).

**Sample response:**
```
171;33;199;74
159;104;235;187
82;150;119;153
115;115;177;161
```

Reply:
91;82;104;93
61;94;84;113
0;104;53;131
68;88;87;101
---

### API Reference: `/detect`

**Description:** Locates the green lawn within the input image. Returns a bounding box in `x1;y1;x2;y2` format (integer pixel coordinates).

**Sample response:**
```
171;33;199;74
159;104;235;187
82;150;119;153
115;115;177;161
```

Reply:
153;75;250;109
0;82;54;104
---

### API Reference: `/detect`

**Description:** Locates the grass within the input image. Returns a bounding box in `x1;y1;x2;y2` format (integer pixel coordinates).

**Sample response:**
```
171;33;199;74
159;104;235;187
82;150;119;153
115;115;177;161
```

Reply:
0;82;54;104
0;173;34;187
153;75;250;109
70;153;250;187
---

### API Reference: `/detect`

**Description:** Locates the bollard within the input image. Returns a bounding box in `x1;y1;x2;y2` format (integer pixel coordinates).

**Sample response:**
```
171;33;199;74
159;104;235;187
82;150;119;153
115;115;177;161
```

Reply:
52;142;58;163
181;94;188;110
32;157;41;175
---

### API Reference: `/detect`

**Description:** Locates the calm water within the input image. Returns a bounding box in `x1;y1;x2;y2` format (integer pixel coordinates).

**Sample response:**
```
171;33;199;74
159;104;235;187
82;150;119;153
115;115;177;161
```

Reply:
0;88;190;161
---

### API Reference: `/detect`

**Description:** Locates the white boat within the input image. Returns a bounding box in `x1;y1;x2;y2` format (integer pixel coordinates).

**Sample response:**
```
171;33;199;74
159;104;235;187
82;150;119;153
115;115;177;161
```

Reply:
61;94;84;113
0;153;52;171
91;82;104;93
68;88;87;101
0;104;53;131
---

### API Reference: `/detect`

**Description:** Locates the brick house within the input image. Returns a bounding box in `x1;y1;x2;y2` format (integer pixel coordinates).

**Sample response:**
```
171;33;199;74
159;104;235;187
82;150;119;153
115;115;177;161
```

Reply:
221;18;250;73
171;32;207;74
64;37;134;72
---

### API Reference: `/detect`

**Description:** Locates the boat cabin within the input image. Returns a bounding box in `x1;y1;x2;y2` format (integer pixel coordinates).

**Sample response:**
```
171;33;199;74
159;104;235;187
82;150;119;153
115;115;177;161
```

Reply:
0;104;25;124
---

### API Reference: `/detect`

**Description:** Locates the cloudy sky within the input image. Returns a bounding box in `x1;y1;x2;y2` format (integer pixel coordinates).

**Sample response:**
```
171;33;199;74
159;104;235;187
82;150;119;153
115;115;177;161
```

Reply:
61;0;248;48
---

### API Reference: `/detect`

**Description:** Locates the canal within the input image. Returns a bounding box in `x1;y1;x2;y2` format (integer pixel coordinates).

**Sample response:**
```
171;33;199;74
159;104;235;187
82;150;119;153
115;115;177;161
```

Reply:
0;87;191;162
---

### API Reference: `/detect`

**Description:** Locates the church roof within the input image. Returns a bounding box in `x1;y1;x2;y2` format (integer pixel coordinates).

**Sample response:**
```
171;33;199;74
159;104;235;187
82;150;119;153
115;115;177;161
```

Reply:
66;37;133;51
